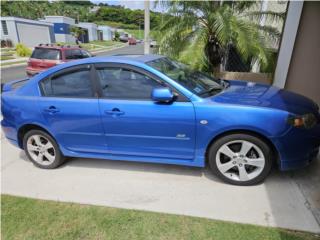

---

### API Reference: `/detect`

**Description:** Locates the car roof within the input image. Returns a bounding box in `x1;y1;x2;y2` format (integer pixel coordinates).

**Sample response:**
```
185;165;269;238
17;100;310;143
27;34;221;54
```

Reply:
35;44;83;50
107;54;164;63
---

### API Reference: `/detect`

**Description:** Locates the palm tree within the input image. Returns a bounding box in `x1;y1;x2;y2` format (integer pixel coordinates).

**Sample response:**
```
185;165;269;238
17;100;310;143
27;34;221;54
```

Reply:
156;1;285;73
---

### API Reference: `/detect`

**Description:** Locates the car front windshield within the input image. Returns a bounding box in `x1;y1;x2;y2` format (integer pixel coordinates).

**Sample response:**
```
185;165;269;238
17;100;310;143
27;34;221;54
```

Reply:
147;57;224;96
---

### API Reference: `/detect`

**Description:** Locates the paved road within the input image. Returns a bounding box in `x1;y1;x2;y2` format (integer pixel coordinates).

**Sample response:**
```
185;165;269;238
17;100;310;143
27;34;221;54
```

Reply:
0;44;144;84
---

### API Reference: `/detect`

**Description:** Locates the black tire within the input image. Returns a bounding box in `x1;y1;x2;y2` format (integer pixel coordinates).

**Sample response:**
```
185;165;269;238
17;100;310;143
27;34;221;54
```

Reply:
23;129;65;169
208;133;273;186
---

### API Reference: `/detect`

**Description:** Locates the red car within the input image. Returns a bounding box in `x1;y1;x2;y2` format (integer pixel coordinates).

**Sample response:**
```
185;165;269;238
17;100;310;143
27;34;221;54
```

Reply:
26;44;92;77
128;37;137;45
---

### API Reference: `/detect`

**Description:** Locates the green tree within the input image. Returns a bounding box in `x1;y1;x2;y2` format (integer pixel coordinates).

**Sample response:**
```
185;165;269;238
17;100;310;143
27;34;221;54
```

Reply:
156;1;285;73
114;31;120;41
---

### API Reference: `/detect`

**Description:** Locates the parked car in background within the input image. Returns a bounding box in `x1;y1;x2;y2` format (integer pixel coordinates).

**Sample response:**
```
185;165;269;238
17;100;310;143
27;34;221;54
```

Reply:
128;37;137;45
26;44;92;77
119;33;129;43
150;40;158;48
2;55;320;186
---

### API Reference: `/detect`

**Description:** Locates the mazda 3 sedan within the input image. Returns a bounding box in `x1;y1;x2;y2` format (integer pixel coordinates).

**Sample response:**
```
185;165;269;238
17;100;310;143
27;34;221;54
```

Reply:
2;55;320;185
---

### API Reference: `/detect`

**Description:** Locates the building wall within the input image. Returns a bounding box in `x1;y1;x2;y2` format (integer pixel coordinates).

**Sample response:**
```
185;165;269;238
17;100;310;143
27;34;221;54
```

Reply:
1;19;19;45
98;26;113;40
77;23;98;41
44;16;76;44
1;18;55;47
284;2;320;105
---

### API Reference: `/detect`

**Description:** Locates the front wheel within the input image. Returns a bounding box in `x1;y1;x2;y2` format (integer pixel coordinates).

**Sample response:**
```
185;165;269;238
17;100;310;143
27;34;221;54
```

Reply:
23;130;65;169
208;133;273;186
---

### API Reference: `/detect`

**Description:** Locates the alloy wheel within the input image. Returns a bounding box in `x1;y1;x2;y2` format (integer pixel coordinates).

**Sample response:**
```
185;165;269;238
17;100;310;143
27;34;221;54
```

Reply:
215;140;265;182
26;134;56;166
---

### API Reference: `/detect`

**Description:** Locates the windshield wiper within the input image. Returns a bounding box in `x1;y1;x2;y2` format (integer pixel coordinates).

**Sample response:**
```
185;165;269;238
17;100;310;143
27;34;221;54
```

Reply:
199;86;223;96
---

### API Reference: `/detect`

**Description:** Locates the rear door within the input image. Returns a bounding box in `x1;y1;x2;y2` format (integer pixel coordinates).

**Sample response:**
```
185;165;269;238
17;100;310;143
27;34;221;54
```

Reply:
38;64;106;153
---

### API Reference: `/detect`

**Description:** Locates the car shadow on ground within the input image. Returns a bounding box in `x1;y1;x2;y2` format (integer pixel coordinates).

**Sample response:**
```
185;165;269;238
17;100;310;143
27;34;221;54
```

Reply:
19;150;271;184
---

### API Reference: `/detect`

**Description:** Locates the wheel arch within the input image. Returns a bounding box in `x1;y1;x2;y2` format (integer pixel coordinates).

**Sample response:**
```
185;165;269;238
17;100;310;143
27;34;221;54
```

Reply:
17;123;55;149
205;129;279;165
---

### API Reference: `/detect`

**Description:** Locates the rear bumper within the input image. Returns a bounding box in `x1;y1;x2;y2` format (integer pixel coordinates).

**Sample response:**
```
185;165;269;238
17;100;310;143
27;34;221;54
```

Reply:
1;119;19;148
272;124;320;170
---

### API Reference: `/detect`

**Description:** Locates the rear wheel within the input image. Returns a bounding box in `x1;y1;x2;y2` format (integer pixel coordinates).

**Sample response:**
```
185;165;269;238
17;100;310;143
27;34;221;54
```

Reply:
208;133;273;186
23;130;65;169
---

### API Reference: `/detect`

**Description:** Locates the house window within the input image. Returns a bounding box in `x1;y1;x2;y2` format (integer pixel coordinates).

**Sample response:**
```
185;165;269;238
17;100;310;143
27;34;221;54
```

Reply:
1;20;8;35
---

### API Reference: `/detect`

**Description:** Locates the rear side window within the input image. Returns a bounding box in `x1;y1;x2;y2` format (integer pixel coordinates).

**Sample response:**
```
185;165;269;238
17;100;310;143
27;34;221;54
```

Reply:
41;67;93;98
65;49;90;60
31;48;61;60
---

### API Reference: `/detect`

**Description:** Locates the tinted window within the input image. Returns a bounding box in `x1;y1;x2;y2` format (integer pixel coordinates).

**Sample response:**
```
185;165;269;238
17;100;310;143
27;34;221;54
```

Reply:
81;50;91;58
31;48;61;60
65;49;90;60
97;67;163;99
41;68;93;98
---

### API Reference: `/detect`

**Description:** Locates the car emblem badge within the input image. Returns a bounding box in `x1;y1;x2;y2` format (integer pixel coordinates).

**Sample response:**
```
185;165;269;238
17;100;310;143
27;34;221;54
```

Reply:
200;120;208;125
176;134;186;138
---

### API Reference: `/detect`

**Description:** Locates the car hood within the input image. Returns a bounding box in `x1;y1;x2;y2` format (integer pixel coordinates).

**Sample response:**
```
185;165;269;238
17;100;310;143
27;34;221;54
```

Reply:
212;80;319;115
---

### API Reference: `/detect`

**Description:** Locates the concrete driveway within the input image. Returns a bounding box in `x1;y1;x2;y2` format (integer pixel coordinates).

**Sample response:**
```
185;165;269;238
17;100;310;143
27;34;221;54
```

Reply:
1;136;320;233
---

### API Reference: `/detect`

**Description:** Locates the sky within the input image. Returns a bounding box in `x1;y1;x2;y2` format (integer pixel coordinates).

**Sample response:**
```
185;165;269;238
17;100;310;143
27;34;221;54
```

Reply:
92;0;164;12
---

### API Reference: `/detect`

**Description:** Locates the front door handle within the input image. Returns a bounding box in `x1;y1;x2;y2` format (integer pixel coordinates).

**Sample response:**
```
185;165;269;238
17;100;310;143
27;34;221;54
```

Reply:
105;108;125;116
43;106;60;114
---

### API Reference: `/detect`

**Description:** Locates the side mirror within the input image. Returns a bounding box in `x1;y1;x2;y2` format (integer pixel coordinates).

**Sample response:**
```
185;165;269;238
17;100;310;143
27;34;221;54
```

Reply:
151;88;174;103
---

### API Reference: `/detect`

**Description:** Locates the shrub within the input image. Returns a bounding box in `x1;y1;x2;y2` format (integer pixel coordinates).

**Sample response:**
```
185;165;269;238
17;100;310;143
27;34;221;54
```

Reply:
15;43;32;57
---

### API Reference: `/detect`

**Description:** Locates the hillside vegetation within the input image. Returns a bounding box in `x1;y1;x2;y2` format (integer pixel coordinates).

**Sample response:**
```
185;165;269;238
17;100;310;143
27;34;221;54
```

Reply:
0;0;161;29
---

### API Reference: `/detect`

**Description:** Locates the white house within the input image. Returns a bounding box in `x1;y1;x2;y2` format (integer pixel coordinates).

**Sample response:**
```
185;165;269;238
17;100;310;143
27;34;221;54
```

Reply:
98;25;114;41
0;17;55;47
77;22;99;42
43;16;76;43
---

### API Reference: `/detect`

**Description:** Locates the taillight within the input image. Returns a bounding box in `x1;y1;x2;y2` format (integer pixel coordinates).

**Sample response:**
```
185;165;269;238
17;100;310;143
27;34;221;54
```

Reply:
27;60;32;67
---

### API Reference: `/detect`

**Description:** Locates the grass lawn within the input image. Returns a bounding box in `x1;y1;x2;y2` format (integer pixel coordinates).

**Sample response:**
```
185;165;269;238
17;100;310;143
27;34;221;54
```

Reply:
1;60;27;67
123;29;158;40
2;195;318;240
0;55;15;61
124;29;144;40
81;41;125;51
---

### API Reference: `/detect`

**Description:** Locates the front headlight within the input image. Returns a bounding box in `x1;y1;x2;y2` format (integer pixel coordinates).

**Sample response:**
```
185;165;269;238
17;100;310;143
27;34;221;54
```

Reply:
287;113;317;129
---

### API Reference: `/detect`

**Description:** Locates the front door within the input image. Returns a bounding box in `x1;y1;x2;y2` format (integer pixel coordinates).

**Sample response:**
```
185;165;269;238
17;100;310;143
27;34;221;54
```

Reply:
38;64;106;153
95;64;196;160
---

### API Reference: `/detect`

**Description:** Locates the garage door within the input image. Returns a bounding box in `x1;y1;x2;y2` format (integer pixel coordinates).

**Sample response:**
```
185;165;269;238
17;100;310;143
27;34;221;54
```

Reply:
17;23;51;47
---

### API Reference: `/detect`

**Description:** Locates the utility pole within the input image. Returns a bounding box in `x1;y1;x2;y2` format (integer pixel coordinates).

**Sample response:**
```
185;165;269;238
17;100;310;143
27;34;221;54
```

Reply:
144;0;150;54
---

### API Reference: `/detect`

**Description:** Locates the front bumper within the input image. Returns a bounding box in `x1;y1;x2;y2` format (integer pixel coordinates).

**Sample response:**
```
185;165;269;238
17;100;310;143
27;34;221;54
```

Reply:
272;123;320;170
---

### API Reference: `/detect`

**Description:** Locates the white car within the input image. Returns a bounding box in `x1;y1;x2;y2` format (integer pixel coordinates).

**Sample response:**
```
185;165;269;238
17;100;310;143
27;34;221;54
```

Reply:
150;40;158;48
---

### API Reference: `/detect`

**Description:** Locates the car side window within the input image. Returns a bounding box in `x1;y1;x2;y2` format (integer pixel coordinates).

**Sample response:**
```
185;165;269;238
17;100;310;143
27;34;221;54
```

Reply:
40;67;93;98
81;50;91;58
96;67;164;100
65;49;83;60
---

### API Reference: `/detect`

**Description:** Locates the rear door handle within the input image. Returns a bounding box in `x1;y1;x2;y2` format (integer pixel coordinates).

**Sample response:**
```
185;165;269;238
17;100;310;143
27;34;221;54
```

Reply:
43;106;60;114
105;108;125;116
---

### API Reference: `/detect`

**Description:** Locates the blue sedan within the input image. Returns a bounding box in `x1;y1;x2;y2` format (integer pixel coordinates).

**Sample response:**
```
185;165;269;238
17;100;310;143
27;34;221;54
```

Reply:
2;55;320;185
